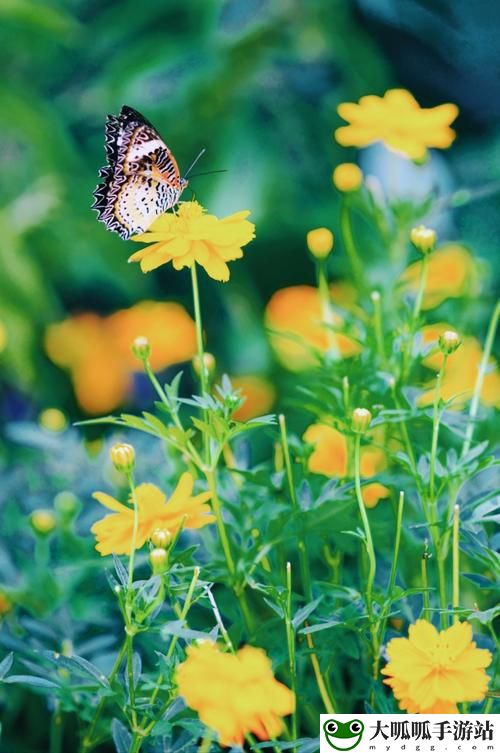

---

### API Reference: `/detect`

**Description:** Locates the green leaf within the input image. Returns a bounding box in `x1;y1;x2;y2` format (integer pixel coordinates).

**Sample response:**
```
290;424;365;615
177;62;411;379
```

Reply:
3;675;59;689
0;652;13;679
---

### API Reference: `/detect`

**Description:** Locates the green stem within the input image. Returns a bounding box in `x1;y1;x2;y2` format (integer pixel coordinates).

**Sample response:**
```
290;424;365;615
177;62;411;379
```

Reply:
126;472;139;590
191;263;208;396
452;504;460;623
126;632;137;726
429;355;448;502
371;291;386;367
376;491;405;654
279;414;312;601
353;434;378;675
317;259;339;359
461;300;500;457
285;562;298;750
50;702;63;753
81;641;127;751
339;200;368;294
401;251;429;381
421;547;431;621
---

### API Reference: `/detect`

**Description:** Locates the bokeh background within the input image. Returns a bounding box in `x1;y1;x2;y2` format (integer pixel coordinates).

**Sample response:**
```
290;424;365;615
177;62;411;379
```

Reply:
1;1;500;751
1;0;500;426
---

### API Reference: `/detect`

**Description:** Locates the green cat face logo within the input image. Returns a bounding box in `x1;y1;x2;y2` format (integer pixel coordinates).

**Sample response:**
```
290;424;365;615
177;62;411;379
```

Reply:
323;719;364;750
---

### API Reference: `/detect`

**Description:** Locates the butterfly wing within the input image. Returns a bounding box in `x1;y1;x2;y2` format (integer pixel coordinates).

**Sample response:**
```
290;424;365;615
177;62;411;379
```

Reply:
93;106;185;240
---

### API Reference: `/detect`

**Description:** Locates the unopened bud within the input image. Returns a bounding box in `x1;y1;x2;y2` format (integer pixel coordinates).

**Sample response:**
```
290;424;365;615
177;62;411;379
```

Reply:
439;330;461;355
131;336;151;361
150;528;172;549
110;443;135;473
54;491;79;519
306;227;334;259
31;509;56;535
39;408;67;433
352;408;372;434
332;163;363;193
192;352;216;378
149;547;169;574
410;225;437;254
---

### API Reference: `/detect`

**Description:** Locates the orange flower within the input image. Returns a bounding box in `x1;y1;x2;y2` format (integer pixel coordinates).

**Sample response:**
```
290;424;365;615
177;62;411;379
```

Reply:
303;423;389;507
265;286;361;371
91;473;213;556
176;642;295;747
419;323;500;408
45;301;196;414
335;89;459;161
400;245;478;310
128;201;255;282
230;375;276;421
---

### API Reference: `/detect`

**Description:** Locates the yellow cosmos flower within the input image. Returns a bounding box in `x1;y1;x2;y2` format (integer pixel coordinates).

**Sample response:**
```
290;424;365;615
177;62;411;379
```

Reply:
303;423;389;507
265;285;362;371
45;302;196;414
91;473;214;556
400;244;478;310
335;89;459;161
128;201;255;282
230;375;276;421
418;323;500;408
176;642;295;747
382;620;492;713
332;162;363;192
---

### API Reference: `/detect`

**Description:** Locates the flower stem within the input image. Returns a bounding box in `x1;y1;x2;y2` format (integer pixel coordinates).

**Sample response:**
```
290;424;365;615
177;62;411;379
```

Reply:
339;199;368;294
205;468;236;578
80;641;127;751
305;630;336;713
191;263;208;397
429;354;448;502
285;562;298;750
420;545;431;621
461;299;500;457
126;472;139;590
317;259;339;359
452;504;460;623
371;291;386;367
279;414;313;601
401;251;429;381
376;491;405;648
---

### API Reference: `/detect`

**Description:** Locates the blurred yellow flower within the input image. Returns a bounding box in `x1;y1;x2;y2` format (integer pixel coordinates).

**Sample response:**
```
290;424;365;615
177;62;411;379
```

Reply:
335;89;459;161
128;201;255;282
0;592;12;617
0;321;7;353
303;423;389;507
45;302;196;414
176;642;295;747
91;473;213;556
231;375;276;421
31;509;57;535
332;163;363;192
400;244;478;309
382;620;492;713
419;323;500;408
265;286;362;371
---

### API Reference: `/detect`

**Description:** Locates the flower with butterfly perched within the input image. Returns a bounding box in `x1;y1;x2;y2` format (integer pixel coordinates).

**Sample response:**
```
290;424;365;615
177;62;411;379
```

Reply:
128;200;255;282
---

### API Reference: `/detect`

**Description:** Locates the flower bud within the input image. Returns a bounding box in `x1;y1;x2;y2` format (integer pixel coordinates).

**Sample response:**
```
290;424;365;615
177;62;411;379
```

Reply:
439;330;461;356
149;547;169;574
352;407;372;434
192;352;216;378
54;491;79;519
332;163;363;193
306;227;334;259
110;443;135;473
39;408;67;433
410;225;437;254
31;509;56;535
131;336;151;361
150;528;172;549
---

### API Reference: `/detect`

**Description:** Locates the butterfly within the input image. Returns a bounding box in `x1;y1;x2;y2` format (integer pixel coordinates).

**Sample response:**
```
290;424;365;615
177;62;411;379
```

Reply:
92;105;188;240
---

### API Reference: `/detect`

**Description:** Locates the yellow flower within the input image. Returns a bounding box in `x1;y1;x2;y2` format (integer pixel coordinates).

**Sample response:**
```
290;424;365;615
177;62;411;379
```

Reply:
382;620;492;713
303;423;389;507
45;302;196;414
39;408;67;433
419;323;500;408
332;163;363;192
176;642;295;747
230;375;276;421
265;285;362;371
335;89;459;161
128;201;255;282
400;244;478;309
91;473;214;556
31;509;57;535
306;227;334;259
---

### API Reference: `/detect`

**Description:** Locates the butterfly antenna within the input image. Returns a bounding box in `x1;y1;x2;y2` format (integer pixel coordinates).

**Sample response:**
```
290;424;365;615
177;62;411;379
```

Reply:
184;148;207;179
189;169;228;178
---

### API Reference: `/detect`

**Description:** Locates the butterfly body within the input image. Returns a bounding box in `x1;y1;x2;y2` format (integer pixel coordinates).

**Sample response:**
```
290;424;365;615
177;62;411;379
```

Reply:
93;106;187;239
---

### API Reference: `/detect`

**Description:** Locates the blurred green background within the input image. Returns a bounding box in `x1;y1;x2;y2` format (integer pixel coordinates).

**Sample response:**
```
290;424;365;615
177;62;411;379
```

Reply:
1;0;499;423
